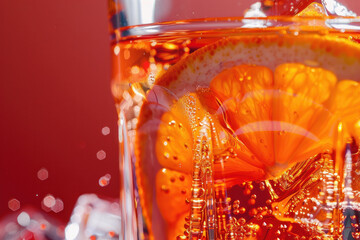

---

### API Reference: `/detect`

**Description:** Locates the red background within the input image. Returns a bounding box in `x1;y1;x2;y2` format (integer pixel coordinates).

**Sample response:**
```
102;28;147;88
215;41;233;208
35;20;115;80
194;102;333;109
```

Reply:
2;0;360;228
0;0;119;224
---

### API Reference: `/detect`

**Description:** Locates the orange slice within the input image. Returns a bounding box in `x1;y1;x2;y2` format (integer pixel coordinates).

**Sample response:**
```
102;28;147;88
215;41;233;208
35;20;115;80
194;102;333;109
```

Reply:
135;34;360;239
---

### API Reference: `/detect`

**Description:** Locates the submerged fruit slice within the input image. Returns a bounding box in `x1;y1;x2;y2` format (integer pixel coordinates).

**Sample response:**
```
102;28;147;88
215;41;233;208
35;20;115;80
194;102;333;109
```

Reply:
136;34;360;239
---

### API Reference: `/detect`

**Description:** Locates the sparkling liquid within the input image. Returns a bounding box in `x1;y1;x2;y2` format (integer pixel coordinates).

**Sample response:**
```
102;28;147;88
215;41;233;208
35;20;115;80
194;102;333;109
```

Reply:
112;19;360;240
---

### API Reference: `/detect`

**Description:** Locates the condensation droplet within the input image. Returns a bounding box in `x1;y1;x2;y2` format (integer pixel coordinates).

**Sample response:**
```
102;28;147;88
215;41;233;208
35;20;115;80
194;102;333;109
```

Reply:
131;66;140;75
96;150;106;160
123;49;130;60
99;174;111;187
161;185;169;193
8;198;20;211
37;168;49;181
113;46;120;56
101;126;110;135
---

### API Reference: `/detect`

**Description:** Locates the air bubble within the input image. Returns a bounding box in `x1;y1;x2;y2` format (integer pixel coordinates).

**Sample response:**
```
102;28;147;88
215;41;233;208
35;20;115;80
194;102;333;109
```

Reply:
123;49;130;60
239;207;246;214
131;66;140;75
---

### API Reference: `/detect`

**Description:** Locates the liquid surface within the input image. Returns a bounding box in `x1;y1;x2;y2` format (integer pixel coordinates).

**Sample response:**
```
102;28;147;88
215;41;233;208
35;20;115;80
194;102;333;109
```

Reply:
112;18;360;240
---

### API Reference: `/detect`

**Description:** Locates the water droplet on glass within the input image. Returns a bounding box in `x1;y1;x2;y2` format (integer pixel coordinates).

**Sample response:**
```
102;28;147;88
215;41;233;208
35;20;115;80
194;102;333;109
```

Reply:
8;198;20;211
164;152;170;159
113;46;120;56
123;49;130;60
239;207;246;214
37;168;49;181
161;185;170;193
101;126;110;135
96;150;106;160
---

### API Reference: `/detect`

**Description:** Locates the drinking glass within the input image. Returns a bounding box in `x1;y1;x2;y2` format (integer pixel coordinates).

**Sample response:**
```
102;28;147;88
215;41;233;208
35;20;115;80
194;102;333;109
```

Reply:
108;1;360;239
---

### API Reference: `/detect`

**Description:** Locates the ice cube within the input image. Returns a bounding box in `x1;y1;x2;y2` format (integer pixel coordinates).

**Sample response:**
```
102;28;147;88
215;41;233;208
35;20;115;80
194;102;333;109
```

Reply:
65;194;121;240
0;207;64;240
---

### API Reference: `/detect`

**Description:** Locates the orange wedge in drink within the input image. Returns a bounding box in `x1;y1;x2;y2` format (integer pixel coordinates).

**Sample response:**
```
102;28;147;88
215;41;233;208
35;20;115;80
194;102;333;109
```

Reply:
135;34;360;239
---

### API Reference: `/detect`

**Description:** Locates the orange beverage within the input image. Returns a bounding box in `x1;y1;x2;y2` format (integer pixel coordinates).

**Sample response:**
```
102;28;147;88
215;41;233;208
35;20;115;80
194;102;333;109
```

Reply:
109;1;360;239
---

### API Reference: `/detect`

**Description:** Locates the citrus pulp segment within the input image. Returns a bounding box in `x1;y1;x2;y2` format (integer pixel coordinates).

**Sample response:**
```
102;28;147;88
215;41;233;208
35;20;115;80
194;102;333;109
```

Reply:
135;34;360;239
